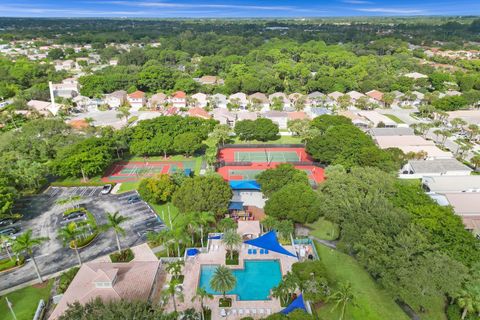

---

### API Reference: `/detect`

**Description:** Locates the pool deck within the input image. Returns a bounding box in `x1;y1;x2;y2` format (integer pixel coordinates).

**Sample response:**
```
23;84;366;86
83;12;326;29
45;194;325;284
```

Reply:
163;238;298;319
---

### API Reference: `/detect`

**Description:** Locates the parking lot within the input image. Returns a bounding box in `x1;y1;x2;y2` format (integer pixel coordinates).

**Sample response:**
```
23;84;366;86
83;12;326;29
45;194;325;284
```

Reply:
0;186;165;291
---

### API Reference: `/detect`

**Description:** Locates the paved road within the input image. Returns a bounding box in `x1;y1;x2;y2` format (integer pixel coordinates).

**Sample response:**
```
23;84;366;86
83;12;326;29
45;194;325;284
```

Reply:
0;187;165;291
426;128;477;161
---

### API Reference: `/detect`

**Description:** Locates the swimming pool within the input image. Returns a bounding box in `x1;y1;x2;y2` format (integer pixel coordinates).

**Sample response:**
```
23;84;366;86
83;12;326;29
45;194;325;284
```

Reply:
198;260;282;301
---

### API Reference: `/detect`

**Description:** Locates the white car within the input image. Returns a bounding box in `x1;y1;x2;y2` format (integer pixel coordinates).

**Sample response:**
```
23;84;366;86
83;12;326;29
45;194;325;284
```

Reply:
101;184;112;195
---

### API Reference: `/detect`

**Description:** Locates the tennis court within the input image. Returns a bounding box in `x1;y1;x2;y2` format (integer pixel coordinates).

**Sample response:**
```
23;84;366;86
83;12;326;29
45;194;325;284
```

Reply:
234;151;300;163
102;160;196;183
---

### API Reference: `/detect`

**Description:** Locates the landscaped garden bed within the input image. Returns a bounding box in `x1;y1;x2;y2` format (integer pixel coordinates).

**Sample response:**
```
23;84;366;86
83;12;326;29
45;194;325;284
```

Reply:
110;248;135;262
219;297;232;307
0;256;25;273
225;250;239;265
64;209;99;249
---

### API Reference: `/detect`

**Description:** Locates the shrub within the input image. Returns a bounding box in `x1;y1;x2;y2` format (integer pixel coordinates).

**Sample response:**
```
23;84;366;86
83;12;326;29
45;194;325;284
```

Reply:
74;232;98;248
110;248;134;262
58;267;80;293
225;250;239;265
0;256;25;272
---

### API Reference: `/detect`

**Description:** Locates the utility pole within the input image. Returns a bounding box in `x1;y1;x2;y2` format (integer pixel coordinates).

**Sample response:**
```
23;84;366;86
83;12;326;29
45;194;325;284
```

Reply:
5;297;17;320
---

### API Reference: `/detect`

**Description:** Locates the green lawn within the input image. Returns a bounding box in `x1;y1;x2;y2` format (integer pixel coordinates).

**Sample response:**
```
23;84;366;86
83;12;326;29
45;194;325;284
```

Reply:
384;114;405;124
0;280;53;320
307;217;340;240
232;135;303;144
117;181;140;193
314;242;409;320
150;202;181;229
51;176;105;187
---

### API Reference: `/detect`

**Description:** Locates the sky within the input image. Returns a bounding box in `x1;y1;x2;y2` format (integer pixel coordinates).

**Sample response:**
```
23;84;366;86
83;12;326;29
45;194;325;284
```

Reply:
0;0;479;18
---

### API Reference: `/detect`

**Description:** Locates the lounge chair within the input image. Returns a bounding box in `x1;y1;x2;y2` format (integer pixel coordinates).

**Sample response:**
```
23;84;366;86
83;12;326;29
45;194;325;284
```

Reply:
248;249;252;254
238;309;244;316
231;309;237;316
251;309;257;315
220;309;227;317
265;249;269;254
259;249;265;254
266;308;272;315
259;309;265;315
252;249;257;254
245;309;250;315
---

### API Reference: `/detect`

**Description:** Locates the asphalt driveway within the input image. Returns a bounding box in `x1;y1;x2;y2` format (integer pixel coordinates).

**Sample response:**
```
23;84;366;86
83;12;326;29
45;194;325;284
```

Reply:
0;187;165;292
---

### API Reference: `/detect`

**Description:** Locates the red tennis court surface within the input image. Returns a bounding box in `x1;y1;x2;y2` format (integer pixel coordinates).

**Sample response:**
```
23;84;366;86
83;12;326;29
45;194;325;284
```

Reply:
218;147;312;163
102;160;190;183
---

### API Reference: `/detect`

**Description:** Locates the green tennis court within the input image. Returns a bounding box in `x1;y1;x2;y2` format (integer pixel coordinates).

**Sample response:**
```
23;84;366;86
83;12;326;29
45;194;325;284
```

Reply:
234;151;300;163
119;166;165;175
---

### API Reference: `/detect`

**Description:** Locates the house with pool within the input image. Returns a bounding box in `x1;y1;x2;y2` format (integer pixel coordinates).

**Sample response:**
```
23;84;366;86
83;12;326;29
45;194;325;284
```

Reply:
164;221;315;319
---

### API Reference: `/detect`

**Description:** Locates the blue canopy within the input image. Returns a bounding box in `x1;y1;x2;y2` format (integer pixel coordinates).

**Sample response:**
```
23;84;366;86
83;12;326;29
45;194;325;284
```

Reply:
184;168;192;176
228;201;244;210
208;234;222;240
229;180;261;191
244;231;297;258
280;294;307;315
186;248;199;256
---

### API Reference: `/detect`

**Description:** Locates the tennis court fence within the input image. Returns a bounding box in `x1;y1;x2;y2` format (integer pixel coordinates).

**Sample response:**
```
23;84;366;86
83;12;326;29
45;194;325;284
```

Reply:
219;143;305;149
215;161;325;168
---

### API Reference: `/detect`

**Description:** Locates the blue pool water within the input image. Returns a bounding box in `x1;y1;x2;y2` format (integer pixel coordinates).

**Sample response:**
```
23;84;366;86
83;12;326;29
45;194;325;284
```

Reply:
199;260;282;300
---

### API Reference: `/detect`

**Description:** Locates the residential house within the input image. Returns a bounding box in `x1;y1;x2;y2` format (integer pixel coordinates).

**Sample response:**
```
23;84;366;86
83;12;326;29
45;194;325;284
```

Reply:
248;92;270;111
170;91;187;108
105;90;127;109
337;110;369;128
422;175;480;193
237;112;258;121
187;107;211;120
228;92;248;110
54;59;75;72
306;92;327;108
357;110;397;128
433;193;480;235
307;107;332;118
328;91;344;101
49;79;79;99
49;245;160;320
262;111;288;129
370;127;414;136
194;75;224;86
212;108;236;127
127;90;146;111
190;93;208;108
148;93;167;110
366;90;384;106
404;72;428;79
109;59;118;66
287;111;308;122
27;100;60;116
269;92;291;110
211;94;228;109
374;135;453;159
400;159;472;179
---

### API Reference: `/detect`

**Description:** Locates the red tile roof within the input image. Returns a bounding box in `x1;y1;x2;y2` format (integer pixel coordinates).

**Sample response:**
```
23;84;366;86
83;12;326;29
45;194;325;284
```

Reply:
188;107;211;119
173;91;186;99
128;90;145;99
366;90;384;101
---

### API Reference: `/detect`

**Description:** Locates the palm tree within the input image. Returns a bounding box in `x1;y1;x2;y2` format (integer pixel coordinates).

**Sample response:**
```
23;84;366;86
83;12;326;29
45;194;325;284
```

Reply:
172;227;189;257
57;222;82;266
12;229;48;282
104;212;131;253
181;308;200;320
272;272;299;306
162;279;184;313
471;155;480;171
191;287;213;320
196;212;215;248
327;282;356;320
147;230;173;257
455;288;480;320
166;260;184;280
210;265;236;299
0;234;14;261
222;229;242;260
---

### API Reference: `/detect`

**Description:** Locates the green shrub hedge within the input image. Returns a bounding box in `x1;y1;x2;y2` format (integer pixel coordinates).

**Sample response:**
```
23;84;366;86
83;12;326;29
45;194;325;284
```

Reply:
58;267;80;293
0;256;25;272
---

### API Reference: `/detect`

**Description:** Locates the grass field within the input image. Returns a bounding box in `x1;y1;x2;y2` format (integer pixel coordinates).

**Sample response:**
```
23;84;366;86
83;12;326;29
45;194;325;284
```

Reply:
307;217;340;241
0;280;53;320
314;242;409;320
384;114;405;124
117;181;140;193
150;202;181;229
232;135;303;144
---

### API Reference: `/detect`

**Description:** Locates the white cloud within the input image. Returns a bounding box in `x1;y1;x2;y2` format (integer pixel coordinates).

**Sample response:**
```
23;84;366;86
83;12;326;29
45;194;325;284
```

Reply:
355;7;426;14
91;1;297;11
342;0;373;4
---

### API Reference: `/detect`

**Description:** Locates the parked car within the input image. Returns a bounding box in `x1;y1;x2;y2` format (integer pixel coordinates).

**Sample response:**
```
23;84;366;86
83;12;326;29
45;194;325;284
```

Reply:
101;184;112;195
0;219;14;228
127;195;141;204
0;226;20;237
62;211;86;224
